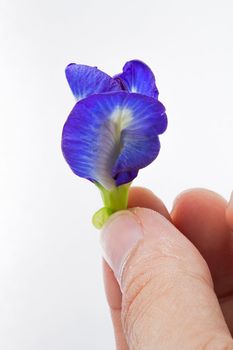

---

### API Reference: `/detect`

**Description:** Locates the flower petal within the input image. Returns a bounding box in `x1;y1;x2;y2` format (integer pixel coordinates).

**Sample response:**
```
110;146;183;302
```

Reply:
62;92;167;189
113;135;160;186
114;60;159;99
65;63;122;101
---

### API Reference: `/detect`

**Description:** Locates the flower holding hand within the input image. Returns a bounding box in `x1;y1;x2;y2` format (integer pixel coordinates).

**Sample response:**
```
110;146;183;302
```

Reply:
61;60;233;349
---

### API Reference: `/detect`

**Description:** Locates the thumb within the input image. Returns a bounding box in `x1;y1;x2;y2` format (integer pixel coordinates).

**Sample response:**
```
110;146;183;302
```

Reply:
100;208;233;350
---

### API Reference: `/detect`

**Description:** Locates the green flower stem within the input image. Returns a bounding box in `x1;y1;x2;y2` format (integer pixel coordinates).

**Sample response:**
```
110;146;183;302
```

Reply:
92;183;131;229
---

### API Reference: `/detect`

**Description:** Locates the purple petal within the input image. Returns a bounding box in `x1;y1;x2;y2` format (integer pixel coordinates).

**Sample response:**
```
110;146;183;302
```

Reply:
113;170;139;186
65;63;122;101
114;60;159;99
62;92;167;189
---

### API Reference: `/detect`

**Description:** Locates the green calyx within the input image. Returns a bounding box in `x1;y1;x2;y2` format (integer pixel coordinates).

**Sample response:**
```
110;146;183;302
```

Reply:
92;182;131;229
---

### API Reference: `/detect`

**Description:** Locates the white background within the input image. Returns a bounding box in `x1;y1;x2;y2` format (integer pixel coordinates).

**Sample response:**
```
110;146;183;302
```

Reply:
1;0;233;349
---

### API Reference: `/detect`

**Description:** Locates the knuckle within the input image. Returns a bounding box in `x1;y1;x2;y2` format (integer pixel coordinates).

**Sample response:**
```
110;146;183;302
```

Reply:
121;272;172;345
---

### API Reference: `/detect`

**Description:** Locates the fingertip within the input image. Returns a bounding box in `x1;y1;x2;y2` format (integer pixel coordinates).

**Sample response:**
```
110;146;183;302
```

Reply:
128;186;171;220
171;188;228;232
172;188;227;218
171;188;231;290
100;207;179;285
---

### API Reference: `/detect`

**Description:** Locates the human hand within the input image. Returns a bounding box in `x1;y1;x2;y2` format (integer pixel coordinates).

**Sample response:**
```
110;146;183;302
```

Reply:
100;187;233;350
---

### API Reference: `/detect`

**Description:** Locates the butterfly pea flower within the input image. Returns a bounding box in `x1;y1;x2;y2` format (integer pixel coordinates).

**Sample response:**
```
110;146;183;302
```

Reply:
62;60;167;228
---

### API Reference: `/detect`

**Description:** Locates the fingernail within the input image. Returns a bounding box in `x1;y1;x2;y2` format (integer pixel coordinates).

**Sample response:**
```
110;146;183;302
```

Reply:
100;211;143;282
226;191;233;230
228;191;233;209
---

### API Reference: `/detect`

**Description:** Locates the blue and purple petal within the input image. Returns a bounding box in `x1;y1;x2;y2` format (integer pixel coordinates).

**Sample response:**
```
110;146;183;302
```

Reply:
114;60;159;99
62;91;167;190
65;63;122;101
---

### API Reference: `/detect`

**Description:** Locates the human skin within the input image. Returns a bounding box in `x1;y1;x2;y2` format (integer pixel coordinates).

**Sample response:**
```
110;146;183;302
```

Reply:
100;187;233;350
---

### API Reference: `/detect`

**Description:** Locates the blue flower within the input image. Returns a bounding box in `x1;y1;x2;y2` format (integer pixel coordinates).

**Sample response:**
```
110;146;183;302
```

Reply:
62;60;167;228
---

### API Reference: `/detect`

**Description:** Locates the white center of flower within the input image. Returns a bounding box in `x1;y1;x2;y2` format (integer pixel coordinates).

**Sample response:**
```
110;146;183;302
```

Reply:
131;86;137;93
110;107;133;141
95;107;133;190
